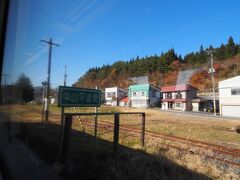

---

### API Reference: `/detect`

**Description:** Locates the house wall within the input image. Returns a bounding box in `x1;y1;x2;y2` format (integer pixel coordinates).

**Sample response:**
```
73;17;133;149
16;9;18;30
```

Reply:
129;84;161;108
173;102;186;111
105;87;127;106
105;87;117;106
219;88;240;105
119;101;126;107
130;91;149;108
172;91;186;99
163;91;186;99
186;88;197;100
161;87;197;111
192;102;199;112
219;77;240;117
162;102;168;110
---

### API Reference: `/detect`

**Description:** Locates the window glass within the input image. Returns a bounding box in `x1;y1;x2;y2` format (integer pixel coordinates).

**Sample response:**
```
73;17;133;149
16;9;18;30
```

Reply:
107;92;115;98
231;89;240;95
1;1;240;179
175;92;182;99
175;103;182;107
166;93;172;99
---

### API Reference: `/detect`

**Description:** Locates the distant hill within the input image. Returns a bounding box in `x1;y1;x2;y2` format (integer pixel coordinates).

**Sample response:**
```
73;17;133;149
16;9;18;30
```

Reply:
74;36;240;90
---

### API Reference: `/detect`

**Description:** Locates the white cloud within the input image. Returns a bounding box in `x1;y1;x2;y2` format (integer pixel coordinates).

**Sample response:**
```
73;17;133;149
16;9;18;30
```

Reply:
26;47;48;64
60;1;112;34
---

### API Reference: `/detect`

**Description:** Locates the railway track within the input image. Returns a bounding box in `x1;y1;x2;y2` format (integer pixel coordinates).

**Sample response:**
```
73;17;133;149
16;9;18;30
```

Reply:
77;118;240;171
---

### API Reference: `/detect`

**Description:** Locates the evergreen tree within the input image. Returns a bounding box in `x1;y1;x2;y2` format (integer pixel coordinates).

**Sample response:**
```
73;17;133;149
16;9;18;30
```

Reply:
215;43;226;60
184;52;196;64
165;48;178;62
198;45;207;64
178;55;183;62
225;36;237;57
75;36;240;88
16;73;34;102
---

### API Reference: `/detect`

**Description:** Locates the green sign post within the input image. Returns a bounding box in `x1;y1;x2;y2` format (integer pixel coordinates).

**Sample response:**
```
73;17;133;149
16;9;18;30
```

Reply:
58;86;101;107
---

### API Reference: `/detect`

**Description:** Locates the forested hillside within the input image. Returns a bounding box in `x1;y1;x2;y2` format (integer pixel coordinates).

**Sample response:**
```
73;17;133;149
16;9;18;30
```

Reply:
74;36;240;90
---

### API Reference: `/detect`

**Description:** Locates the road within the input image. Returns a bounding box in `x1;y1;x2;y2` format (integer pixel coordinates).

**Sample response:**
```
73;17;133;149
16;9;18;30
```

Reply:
156;108;240;121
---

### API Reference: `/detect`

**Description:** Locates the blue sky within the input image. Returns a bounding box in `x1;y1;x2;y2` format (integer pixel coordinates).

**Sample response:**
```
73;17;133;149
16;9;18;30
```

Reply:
2;0;240;87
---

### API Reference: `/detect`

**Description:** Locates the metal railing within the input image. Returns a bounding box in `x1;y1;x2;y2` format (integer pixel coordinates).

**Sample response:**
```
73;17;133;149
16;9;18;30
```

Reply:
57;112;146;164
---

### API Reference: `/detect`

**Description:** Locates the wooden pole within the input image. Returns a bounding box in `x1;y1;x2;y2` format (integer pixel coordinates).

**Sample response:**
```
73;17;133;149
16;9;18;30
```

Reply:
141;113;145;147
113;113;119;153
94;86;98;148
59;114;72;164
40;38;59;122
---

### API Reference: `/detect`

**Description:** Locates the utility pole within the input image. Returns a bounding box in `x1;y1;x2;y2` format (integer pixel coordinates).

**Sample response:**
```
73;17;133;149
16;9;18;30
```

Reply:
40;38;59;122
60;65;67;129
41;81;47;122
207;50;217;116
64;65;67;86
94;85;98;148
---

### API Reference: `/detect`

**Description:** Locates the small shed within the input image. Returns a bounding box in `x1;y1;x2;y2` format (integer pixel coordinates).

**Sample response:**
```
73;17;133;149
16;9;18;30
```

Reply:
119;97;128;107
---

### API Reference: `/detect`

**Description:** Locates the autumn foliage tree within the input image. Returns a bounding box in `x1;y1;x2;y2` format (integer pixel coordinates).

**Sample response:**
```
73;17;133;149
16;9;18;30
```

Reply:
189;70;212;90
74;36;240;89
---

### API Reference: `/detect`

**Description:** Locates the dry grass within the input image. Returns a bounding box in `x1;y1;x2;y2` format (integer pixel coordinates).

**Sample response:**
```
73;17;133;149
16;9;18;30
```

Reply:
117;107;240;147
145;139;240;180
1;104;240;179
1;104;239;146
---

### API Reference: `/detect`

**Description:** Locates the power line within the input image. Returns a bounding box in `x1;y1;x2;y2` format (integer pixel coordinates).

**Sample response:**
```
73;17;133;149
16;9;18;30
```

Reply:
40;38;59;122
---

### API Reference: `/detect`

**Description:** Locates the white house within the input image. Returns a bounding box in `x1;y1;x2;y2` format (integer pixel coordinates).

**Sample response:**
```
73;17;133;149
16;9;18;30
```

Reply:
219;76;240;118
105;87;127;106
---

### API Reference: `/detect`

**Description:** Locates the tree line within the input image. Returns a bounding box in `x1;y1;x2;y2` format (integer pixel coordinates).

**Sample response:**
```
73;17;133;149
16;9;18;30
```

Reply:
1;73;34;103
74;36;240;88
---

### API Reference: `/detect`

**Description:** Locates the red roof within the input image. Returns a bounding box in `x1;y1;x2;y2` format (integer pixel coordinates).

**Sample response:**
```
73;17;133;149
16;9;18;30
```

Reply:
161;84;198;92
119;97;128;102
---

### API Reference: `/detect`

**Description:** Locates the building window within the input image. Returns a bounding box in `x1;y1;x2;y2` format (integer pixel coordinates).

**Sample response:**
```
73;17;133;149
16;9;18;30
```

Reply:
175;92;182;99
107;92;116;98
141;91;145;96
175;103;182;107
166;93;172;99
132;92;137;96
231;89;240;95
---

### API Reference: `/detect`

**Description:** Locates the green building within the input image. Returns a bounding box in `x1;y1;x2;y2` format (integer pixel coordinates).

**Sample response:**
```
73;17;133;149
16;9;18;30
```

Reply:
128;84;161;108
